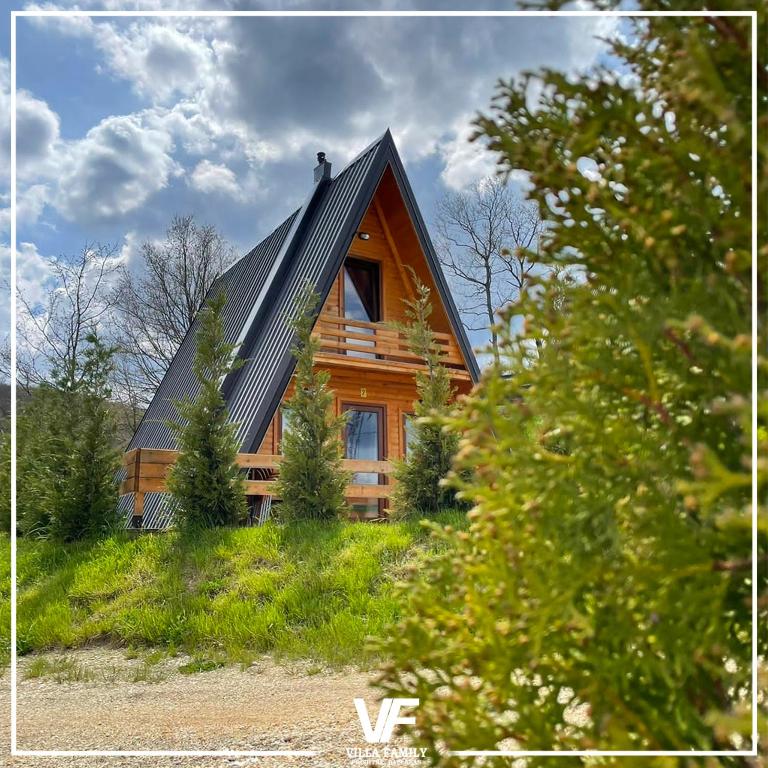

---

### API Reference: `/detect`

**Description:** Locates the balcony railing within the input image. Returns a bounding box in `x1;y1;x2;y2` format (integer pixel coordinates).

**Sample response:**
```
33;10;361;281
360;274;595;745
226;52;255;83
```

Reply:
313;313;468;376
121;449;394;521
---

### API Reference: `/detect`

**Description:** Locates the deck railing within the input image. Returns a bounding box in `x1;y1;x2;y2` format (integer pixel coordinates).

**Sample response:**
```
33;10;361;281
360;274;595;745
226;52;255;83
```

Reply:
121;448;394;520
313;313;467;373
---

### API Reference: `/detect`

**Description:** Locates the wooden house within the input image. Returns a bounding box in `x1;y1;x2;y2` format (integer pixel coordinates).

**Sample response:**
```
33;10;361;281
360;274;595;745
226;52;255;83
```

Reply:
121;131;479;528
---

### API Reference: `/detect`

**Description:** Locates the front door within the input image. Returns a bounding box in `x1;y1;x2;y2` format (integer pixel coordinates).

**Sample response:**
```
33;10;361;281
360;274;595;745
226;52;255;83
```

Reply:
342;403;385;518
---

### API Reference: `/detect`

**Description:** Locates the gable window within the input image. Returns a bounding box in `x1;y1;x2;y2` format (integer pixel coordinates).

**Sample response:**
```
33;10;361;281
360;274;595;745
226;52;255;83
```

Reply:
343;257;380;322
343;257;380;358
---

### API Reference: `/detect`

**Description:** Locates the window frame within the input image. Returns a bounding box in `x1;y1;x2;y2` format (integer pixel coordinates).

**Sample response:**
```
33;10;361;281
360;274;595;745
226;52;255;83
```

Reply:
276;406;291;454
341;401;387;516
402;411;415;458
341;255;383;324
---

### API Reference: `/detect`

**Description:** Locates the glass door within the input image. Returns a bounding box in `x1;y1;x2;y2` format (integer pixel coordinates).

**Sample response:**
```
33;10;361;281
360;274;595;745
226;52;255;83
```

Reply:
342;403;385;517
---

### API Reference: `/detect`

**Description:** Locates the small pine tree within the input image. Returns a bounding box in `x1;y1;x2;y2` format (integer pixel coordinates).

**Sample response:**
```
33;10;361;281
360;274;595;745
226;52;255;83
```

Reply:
11;333;120;541
3;331;121;541
274;283;349;522
50;333;120;541
166;291;246;529
391;278;460;517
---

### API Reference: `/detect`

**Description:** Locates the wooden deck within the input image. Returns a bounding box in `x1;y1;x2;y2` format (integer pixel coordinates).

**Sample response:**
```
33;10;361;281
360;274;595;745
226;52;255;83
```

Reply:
122;448;394;525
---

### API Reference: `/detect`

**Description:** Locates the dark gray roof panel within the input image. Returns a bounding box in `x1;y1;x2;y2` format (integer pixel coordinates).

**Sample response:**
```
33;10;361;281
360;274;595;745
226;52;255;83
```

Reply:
127;208;300;450
118;492;176;529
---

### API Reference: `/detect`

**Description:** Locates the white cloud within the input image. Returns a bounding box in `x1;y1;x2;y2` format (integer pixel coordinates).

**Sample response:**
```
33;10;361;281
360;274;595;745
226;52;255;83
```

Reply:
26;12;217;102
16;90;60;174
54;112;180;222
18;184;49;227
438;119;499;191
0;59;9;180
25;15;618;193
189;159;243;200
99;21;215;102
14;241;55;313
10;12;623;258
0;185;50;237
118;230;136;261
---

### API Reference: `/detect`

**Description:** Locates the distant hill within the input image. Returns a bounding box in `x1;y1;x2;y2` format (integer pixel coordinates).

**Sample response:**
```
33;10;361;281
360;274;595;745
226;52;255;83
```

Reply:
0;383;142;448
0;384;32;424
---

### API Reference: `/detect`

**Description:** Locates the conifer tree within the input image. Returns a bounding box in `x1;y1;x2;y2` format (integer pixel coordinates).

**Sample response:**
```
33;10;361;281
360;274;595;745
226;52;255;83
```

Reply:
9;333;121;541
391;278;460;517
377;8;765;761
274;284;348;522
50;333;120;541
13;384;69;537
166;291;246;529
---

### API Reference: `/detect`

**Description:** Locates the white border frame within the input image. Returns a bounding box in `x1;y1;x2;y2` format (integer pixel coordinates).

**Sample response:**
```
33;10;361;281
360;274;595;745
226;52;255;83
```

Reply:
9;7;759;761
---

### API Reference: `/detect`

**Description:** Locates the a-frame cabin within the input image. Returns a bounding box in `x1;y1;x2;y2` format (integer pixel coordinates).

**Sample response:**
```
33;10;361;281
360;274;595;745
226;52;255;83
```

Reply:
121;131;479;528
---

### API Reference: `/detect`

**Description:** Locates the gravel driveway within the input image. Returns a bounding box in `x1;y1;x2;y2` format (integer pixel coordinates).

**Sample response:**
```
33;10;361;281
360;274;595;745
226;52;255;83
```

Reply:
0;649;424;768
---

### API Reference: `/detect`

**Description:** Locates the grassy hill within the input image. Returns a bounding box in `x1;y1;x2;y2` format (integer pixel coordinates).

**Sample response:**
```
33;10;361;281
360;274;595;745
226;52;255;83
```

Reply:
0;514;464;669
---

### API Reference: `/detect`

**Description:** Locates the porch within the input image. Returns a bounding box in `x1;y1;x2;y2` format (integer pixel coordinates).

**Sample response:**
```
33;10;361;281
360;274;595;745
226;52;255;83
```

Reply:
121;448;394;528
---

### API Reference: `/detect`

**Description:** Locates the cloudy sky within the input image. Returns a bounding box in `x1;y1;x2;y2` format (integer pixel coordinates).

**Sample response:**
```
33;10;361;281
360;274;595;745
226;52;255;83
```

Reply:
0;2;618;356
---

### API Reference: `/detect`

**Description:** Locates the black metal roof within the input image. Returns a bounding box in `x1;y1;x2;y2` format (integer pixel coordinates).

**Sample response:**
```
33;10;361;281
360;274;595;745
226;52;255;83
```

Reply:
127;208;300;450
128;130;479;454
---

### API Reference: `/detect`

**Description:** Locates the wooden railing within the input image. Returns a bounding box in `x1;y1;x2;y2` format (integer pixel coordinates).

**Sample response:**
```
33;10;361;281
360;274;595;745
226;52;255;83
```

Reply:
122;448;394;519
313;313;467;374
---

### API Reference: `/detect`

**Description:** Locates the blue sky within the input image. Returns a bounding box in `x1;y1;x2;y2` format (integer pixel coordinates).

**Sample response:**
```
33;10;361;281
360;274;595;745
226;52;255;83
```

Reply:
0;3;619;358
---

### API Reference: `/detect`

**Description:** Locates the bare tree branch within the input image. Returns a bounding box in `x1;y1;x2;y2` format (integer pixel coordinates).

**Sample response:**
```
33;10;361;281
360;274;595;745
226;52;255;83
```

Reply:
110;215;236;408
16;242;121;392
435;178;543;364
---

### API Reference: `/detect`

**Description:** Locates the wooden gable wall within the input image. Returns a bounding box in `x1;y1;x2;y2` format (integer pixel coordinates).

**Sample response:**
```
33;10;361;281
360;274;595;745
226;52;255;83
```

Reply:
318;167;454;333
255;167;472;459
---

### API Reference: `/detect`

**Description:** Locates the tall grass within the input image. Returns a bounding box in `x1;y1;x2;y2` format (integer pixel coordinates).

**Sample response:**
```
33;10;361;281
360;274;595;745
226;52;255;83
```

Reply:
0;513;464;668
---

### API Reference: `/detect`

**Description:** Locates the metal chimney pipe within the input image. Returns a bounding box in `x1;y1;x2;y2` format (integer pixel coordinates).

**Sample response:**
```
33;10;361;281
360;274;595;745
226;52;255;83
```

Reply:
314;152;331;183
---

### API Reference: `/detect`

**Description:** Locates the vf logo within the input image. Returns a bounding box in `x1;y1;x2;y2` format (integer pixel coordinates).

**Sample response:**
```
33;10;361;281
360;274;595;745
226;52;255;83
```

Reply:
354;698;419;743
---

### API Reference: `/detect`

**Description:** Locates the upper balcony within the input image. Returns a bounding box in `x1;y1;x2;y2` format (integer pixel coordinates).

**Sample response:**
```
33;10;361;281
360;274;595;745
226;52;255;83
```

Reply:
312;313;472;381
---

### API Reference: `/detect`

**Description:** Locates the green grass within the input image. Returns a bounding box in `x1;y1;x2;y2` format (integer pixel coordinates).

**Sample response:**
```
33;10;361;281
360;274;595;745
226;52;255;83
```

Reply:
23;653;169;684
0;513;464;669
24;655;97;683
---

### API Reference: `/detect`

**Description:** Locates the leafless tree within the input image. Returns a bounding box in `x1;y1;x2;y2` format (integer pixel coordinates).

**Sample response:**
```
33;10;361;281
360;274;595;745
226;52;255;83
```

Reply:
111;215;236;408
435;178;542;363
503;196;543;294
110;355;147;442
0;339;11;423
16;242;121;391
0;338;10;385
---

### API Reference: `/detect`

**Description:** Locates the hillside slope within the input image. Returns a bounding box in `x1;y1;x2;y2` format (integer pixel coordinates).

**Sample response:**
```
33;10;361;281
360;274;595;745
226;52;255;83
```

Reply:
0;515;463;668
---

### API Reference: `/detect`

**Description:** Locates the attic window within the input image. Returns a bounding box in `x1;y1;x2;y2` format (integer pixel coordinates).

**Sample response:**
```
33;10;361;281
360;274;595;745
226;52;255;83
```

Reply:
343;257;380;323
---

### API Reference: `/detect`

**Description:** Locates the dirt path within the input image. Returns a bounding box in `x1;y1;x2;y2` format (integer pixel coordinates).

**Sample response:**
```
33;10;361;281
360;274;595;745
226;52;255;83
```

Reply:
1;649;423;768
